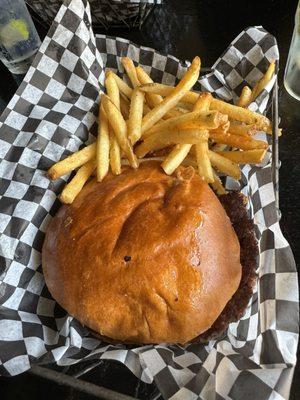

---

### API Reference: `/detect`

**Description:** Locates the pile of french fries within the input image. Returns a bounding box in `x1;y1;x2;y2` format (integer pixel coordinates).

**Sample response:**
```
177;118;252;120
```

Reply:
47;56;276;204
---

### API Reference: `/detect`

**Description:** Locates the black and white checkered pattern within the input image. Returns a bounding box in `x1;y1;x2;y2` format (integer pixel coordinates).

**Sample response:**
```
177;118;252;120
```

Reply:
0;1;298;399
26;0;162;27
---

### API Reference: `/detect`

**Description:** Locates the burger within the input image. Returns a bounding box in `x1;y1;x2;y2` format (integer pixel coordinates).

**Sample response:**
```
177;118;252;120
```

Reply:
42;161;257;344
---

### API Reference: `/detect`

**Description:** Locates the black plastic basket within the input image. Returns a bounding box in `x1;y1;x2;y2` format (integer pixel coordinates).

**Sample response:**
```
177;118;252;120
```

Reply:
28;72;280;400
26;0;161;29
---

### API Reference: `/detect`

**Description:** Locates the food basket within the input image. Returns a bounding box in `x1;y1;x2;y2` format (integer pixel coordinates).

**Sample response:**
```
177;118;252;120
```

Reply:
25;76;281;400
26;0;161;29
0;0;297;399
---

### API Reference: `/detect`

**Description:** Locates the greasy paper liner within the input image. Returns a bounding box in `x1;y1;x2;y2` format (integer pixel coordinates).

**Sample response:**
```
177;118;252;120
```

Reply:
0;0;298;399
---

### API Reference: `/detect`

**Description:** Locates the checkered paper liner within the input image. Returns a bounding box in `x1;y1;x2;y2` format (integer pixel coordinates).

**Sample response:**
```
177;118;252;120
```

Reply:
0;0;298;398
26;0;162;27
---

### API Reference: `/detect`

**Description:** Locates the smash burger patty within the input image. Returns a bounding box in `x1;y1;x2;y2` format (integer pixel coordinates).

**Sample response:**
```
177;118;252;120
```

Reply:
42;161;257;344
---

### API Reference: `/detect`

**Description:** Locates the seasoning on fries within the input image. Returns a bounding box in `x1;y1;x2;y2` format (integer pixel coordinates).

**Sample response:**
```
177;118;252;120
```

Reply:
47;57;278;204
237;86;252;107
96;106;110;182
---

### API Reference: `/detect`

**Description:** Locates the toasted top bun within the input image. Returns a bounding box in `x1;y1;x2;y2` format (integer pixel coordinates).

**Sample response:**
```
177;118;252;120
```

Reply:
42;161;242;344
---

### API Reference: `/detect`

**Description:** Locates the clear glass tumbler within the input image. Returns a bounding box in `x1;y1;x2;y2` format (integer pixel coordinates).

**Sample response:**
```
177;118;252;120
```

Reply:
284;1;300;100
0;0;41;76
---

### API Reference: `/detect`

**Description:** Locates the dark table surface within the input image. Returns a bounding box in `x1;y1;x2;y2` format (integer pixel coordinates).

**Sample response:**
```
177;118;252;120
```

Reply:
0;0;299;399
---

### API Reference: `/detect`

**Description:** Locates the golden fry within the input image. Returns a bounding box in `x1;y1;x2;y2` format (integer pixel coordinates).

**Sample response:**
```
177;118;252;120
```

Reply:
136;65;164;108
139;83;271;131
161;94;205;177
215;149;267;164
143;103;151;116
97;106;110;181
120;96;130;120
210;98;271;130
195;142;214;182
193;92;214;182
135;66;180;120
121;57;140;88
143;110;226;139
110;72;133;99
105;72;122;173
228;123;257;137
211;170;226;195
177;101;193;110
141;57;201;133
102;94;138;168
105;71;120;109
237;86;252;107
208;151;241;180
109;128;121;175
210;131;268;151
136;128;208;158
128;88;145;144
209;122;230;136
211;143;227;152
48;142;96;180
193;92;212;112
251;61;275;101
161;144;192;175
59;159;96;204
139;83;199;104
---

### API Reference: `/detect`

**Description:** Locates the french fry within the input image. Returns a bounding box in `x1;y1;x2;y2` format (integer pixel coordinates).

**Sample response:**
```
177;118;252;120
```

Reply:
139;83;199;104
102;94;138;168
228;123;257;137
237;86;252;107
177;101;193;110
195;141;214;182
136;128;208;158
136;66;183;120
193;92;214;182
163;107;188;119
136;65;164;108
209;122;230;137
121;57;140;88
161;144;192;175
251;61;275;102
229;123;282;138
109;128;121;175
143;103;152;116
173;106;189;114
211;170;226;195
143;110;226;139
208;151;241;180
48;143;96;180
139;83;271;131
193;92;212;112
105;72;123;174
127;88;145;144
97;106;110;181
210;98;271;130
120;96;130;120
160;97;206;176
105;71;120;109
59;159;96;204
210;131;268;151
211;143;227;152
141;57;201;133
110;72;133;99
215;149;267;164
122;156;197;168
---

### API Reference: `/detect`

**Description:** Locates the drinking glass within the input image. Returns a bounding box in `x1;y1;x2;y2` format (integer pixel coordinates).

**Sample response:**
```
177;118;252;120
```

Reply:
284;1;300;100
0;0;41;76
